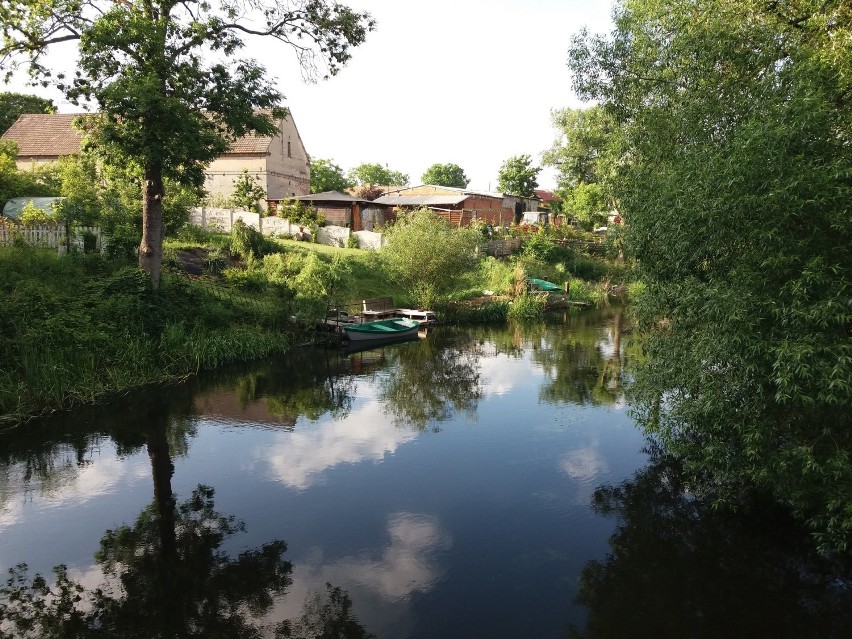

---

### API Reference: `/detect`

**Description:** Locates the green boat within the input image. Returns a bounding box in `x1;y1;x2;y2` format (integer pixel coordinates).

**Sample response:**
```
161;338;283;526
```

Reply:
344;318;421;342
528;278;564;293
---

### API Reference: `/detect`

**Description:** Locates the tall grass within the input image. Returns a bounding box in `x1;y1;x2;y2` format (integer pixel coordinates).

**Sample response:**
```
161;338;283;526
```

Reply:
507;292;548;321
0;249;295;421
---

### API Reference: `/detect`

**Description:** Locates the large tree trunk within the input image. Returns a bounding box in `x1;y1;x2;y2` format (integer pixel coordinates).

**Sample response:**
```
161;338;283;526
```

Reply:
140;163;165;289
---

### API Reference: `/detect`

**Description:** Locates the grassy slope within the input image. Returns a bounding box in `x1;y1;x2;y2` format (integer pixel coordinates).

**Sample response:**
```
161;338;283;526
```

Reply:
1;230;628;420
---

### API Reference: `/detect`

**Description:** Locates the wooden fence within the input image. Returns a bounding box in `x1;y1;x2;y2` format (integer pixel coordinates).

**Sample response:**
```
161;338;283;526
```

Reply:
0;223;105;253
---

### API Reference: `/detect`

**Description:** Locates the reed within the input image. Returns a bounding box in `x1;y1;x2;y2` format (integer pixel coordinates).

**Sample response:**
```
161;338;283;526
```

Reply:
507;292;548;321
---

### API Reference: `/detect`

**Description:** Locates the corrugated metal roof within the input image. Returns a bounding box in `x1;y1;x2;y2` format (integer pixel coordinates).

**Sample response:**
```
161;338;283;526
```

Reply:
291;191;360;203
289;191;386;205
408;184;506;199
373;194;468;206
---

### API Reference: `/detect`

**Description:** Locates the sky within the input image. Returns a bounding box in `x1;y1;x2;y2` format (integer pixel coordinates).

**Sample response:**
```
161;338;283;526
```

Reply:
4;0;616;192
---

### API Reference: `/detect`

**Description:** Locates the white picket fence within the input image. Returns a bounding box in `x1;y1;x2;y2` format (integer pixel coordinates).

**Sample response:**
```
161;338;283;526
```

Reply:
0;223;105;254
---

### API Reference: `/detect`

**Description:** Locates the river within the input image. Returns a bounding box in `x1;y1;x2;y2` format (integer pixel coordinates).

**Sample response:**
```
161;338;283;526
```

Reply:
1;307;847;638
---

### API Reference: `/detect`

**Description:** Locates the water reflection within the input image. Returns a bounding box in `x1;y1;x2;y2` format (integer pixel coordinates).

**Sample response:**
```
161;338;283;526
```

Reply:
0;309;721;638
376;333;483;430
196;348;357;427
0;484;371;638
283;512;451;639
533;308;625;406
262;400;419;490
570;447;852;637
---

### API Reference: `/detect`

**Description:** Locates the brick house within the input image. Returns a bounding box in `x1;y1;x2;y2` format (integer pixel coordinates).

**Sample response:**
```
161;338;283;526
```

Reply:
374;185;540;227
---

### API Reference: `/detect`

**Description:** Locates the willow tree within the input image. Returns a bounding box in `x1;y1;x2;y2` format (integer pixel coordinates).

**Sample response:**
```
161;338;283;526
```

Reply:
570;0;851;550
0;1;374;287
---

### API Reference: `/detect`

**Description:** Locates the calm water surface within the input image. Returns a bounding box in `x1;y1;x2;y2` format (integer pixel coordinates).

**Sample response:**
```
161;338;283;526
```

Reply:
2;308;846;637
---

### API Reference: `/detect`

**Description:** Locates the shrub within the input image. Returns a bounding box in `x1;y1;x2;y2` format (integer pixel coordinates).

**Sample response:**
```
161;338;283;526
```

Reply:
521;232;558;262
230;219;268;260
382;208;483;307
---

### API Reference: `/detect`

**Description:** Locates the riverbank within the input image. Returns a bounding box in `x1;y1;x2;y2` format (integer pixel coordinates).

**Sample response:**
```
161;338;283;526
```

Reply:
0;227;631;423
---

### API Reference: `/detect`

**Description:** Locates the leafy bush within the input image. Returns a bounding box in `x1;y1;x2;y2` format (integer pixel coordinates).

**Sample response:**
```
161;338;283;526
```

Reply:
382;208;483;307
232;170;266;213
521;232;558;262
230;219;272;260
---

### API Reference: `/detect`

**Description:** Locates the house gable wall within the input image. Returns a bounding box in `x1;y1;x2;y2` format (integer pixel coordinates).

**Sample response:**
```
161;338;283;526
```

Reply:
204;114;310;201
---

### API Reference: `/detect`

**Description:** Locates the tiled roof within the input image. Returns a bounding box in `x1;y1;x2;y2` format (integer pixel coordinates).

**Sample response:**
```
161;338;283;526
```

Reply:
534;189;558;202
1;114;85;157
224;129;275;154
1;112;276;157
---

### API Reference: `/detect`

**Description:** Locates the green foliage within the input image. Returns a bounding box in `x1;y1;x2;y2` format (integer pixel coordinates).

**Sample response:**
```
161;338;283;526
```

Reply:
229;219;272;261
221;266;267;291
0;91;56;135
0;141;60;208
496;154;540;197
292;253;353;322
0;1;374;287
310;158;354;193
382;208;483;307
18;200;60;225
521;232;558;262
571;0;852;551
560;181;608;228
277;199;324;232
507;292;547;321
435;299;510;324
349;162;409;187
231;170;266;213
0;248;294;418
421;162;470;188
543;106;621;227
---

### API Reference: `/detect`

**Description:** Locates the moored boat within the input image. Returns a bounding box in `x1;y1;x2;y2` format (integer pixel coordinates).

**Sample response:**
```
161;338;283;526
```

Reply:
528;278;564;293
343;317;421;342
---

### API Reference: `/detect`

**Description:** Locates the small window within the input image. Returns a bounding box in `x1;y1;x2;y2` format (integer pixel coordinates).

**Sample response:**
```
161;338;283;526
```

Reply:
287;140;291;158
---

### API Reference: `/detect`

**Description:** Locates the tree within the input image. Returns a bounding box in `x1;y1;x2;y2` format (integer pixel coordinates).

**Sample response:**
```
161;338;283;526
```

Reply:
310;158;353;193
348;162;409;187
542;106;621;227
381;208;482;307
496;154;540;197
1;1;374;288
232;169;266;212
570;0;851;551
0;140;59;207
0;91;56;135
421;162;470;188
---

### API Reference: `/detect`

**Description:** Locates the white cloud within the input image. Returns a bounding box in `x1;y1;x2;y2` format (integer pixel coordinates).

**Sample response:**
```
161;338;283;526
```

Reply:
261;400;419;489
0;445;148;531
272;512;452;636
